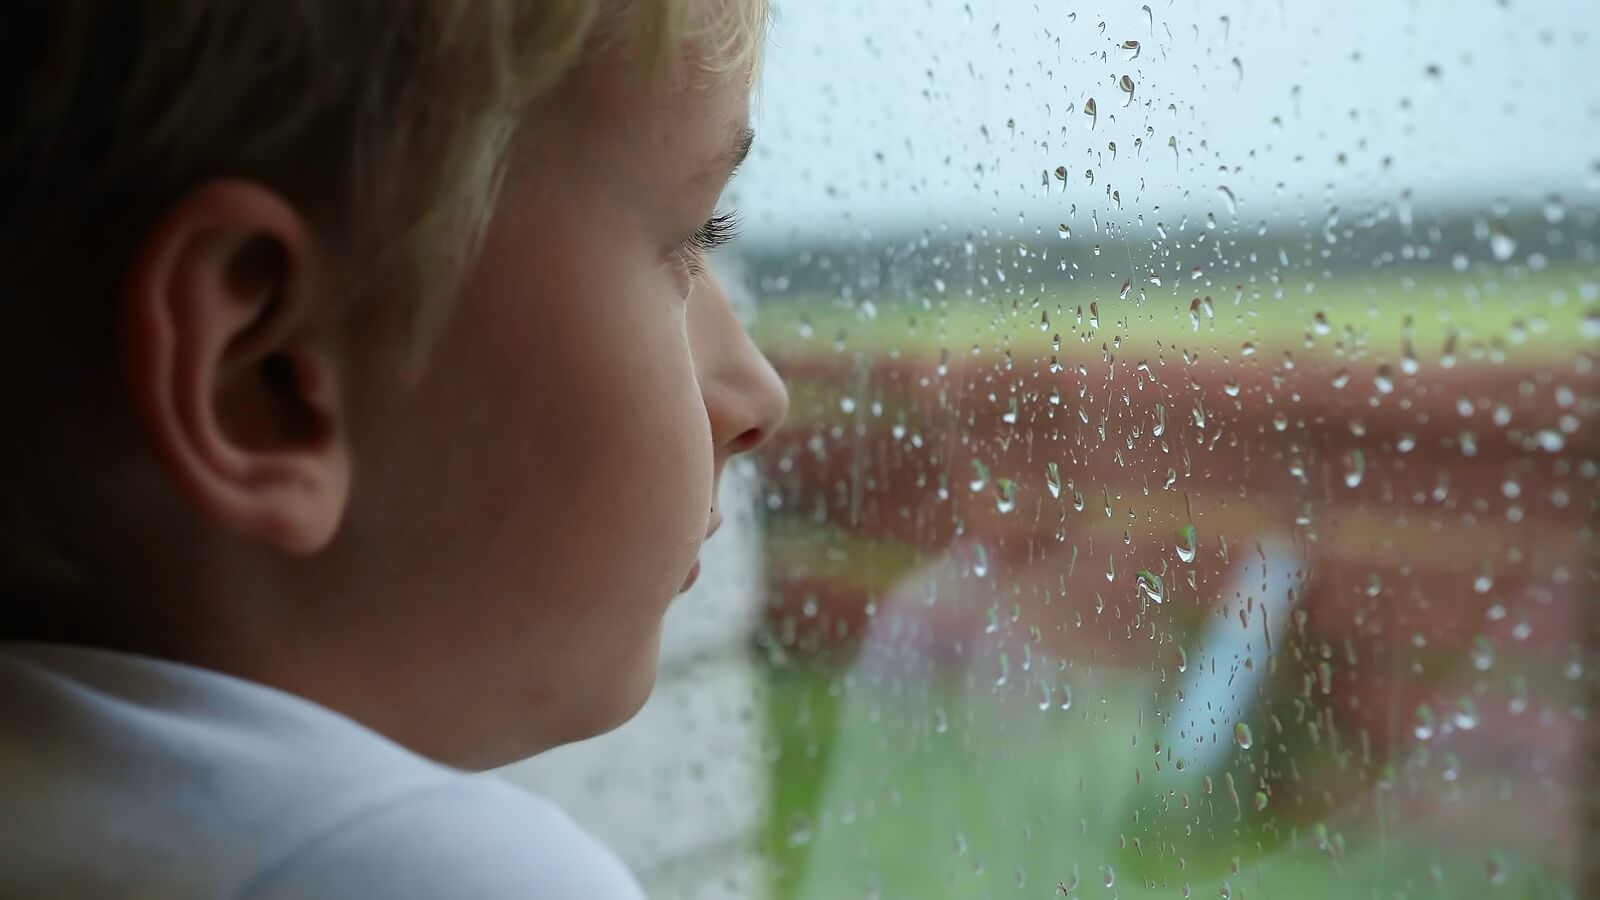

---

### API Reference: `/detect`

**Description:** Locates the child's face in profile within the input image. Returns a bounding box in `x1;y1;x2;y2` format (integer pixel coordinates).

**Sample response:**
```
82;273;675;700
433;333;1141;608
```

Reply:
277;51;787;766
0;8;782;771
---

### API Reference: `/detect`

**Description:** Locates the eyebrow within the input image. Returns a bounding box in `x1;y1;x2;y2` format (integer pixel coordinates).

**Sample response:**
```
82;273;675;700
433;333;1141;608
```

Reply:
698;125;755;185
729;126;756;172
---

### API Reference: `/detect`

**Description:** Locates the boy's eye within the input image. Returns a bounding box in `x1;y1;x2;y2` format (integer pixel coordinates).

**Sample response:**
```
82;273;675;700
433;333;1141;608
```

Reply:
677;211;743;277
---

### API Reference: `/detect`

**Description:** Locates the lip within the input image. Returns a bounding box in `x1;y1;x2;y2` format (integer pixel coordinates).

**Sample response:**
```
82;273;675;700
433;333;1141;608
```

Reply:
679;558;702;593
679;517;722;594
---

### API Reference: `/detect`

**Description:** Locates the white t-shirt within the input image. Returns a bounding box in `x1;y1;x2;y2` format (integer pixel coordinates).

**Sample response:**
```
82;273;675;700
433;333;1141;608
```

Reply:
0;642;648;899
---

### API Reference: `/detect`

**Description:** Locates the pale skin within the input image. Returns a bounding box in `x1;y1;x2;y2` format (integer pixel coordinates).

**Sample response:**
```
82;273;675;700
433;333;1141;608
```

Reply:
89;47;788;769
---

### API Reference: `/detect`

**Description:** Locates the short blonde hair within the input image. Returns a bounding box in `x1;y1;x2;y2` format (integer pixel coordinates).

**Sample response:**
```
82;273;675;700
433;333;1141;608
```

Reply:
1;0;768;343
0;0;768;591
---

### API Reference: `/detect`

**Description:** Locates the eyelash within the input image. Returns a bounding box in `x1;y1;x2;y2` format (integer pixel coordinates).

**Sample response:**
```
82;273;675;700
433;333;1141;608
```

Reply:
678;211;742;276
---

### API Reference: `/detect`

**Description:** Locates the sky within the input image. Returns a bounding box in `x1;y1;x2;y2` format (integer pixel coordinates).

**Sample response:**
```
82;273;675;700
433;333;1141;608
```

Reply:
732;0;1600;242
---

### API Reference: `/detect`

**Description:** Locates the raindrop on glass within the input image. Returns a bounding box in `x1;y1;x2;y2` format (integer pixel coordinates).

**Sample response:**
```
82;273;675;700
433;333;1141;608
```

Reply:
1136;570;1166;604
1176;524;1197;563
1488;224;1516;262
1233;722;1254;750
1414;704;1436;741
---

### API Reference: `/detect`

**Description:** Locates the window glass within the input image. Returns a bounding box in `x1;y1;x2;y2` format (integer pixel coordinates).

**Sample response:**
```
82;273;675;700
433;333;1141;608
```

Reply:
735;2;1597;897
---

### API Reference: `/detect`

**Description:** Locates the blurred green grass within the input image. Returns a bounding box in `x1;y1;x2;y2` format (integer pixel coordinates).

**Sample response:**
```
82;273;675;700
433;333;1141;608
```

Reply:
762;667;1569;900
753;267;1597;366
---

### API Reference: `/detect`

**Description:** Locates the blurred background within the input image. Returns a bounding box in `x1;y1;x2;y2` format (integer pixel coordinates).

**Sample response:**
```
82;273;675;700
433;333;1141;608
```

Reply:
517;1;1598;898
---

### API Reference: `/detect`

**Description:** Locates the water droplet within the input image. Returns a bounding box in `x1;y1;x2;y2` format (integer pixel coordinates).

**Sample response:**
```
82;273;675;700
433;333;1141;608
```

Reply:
995;479;1017;514
1045;462;1062;499
1217;186;1237;216
1083;97;1098;127
1342;449;1365;488
1489;225;1517;262
1233;722;1254;750
1414;704;1436;741
1471;638;1495;671
1136;570;1166;604
1373;365;1395;394
1252;790;1269;812
969;460;990;493
787;814;813;847
1175;645;1188;673
1400;342;1420;376
1175;524;1197;563
1453;696;1480;730
1485;854;1507;887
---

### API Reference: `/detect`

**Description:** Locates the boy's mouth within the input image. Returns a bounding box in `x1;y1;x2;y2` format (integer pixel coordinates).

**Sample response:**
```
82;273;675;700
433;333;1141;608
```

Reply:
678;517;721;593
679;558;702;593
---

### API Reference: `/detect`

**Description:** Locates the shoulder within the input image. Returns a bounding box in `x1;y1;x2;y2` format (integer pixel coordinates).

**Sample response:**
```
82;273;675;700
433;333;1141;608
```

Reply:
240;776;646;900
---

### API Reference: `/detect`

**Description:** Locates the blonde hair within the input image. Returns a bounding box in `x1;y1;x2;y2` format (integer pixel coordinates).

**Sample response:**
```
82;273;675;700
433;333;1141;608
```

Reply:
1;0;768;343
0;0;768;593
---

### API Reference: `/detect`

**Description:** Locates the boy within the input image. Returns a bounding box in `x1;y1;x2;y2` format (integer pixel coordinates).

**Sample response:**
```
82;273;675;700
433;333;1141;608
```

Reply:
0;1;787;896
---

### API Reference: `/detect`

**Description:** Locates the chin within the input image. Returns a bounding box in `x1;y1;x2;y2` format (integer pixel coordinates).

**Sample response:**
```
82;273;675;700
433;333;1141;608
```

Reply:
441;631;666;771
602;638;665;730
559;627;666;748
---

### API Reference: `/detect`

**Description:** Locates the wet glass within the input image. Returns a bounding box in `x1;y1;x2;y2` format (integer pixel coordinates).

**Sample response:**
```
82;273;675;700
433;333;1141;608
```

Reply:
733;1;1598;897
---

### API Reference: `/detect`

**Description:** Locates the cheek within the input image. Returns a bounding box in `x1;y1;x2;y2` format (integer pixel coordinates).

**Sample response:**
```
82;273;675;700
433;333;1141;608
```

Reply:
442;243;715;607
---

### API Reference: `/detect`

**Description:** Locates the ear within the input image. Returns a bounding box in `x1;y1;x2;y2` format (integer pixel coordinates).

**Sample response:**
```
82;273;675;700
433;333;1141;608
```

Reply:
119;179;351;556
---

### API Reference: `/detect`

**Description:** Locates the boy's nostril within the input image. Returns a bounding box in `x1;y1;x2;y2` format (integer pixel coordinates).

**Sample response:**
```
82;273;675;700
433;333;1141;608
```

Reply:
728;426;766;455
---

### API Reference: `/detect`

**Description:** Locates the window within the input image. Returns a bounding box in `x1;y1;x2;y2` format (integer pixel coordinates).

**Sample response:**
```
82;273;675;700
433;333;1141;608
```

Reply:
736;2;1597;897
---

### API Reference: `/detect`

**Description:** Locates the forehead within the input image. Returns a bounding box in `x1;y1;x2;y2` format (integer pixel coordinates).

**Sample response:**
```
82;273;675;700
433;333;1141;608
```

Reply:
548;55;753;183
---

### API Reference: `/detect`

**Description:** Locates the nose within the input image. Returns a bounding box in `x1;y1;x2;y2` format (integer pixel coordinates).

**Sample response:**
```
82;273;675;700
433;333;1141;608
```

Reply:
689;275;789;463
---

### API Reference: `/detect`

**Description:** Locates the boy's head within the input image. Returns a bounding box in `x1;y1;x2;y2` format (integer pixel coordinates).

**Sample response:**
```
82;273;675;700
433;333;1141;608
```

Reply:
0;0;787;767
